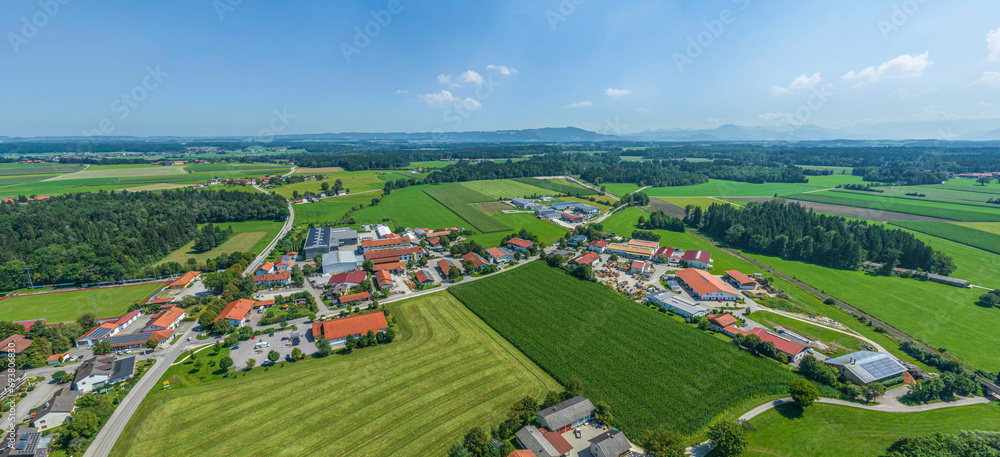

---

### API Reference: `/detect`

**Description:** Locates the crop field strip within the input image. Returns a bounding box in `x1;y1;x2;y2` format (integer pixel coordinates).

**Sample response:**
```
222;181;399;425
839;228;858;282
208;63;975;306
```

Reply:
511;177;598;196
745;403;1000;457
424;184;511;233
889;221;1000;255
459;179;560;199
788;191;1000;222
352;185;468;230
448;261;823;436
110;293;560;457
835;187;1000;208
0;163;86;176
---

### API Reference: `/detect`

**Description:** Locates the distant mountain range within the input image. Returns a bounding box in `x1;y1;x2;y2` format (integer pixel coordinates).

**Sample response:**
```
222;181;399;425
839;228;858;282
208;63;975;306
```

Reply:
5;120;1000;144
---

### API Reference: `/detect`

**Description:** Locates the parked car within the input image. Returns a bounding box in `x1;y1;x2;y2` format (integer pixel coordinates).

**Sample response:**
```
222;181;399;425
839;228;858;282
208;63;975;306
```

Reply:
269;332;274;337
231;346;239;350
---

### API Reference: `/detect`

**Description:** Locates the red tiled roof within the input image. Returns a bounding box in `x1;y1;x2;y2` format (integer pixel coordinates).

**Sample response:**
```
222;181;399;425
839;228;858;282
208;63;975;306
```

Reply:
254;271;291;282
255;300;276;307
542;429;573;455
507;238;533;248
373;262;406;271
682;250;712;264
507;451;536;457
365;246;424;262
571;252;600;265
415;270;433;284
725;270;755;285
708;313;737;328
677;268;738;297
362;238;411;249
655;247;678;257
485;247;513;259
46;352;67;363
586;240;609;248
168;271;200;287
259;262;275;272
147;307;184;329
13;320;44;333
463;252;488;268
437;259;454;273
214;299;255;323
339;292;371;304
750;328;807;356
630;261;651;270
375;270;392;288
724;324;749;337
628;239;659;249
328;270;367;286
0;335;32;354
113;310;142;327
312;312;388;341
427;237;440;245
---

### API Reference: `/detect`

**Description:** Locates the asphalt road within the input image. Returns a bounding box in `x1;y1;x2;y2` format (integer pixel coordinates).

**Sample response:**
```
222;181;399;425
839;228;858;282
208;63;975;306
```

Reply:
243;195;294;277
83;323;197;457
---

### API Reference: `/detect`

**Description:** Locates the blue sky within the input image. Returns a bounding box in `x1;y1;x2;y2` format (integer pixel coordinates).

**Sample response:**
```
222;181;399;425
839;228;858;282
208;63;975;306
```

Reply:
2;0;999;136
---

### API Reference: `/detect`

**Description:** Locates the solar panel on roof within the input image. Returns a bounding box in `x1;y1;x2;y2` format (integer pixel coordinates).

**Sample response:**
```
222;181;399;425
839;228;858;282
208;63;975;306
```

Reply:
859;357;904;380
16;442;25;450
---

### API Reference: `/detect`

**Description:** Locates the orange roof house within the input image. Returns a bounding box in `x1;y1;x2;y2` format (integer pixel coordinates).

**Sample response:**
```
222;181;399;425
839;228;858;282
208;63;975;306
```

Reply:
168;271;201;288
213;299;256;326
312;312;388;342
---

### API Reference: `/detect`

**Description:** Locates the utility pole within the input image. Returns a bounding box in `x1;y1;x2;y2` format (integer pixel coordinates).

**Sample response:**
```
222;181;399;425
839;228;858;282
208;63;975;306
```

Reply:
149;258;158;280
89;294;99;320
24;268;33;289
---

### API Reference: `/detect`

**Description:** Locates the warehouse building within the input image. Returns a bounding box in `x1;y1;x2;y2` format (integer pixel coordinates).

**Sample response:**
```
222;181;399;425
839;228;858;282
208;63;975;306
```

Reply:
824;351;908;386
304;227;359;260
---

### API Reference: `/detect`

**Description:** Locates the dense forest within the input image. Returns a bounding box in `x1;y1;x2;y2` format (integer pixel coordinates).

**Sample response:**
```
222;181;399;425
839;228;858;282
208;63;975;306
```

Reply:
691;200;955;274
0;189;288;290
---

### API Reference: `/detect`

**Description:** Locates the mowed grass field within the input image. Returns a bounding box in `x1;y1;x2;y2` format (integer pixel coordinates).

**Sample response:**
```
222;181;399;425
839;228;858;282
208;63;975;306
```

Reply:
790;190;1000;221
0;282;164;323
956;222;1000;235
0;163;86;176
639;177;861;198
273;171;384;199
295;192;383;226
352;185;468;230
465;213;567;247
159;220;283;265
44;164;188;181
109;293;561;457
449;262;812;437
890;221;1000;255
425;184;511;233
745;403;1000;457
459;179;557;199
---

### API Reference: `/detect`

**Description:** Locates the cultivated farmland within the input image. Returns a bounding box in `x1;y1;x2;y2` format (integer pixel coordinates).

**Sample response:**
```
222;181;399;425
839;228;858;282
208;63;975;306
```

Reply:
110;293;561;457
424;184;511;233
0;282;164;323
352;185;468;229
459;179;557;199
745;403;1000;457
44;164;188;181
890;221;1000;255
512;177;598;196
448;261;812;436
789;191;1000;221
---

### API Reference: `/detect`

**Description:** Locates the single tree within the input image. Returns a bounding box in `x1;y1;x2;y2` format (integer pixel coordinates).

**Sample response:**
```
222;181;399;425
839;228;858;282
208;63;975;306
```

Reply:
219;356;234;372
707;421;749;457
462;426;490;457
641;429;686;457
92;340;113;355
245;358;257;370
565;376;583;397
865;382;887;404
145;338;159;352
267;350;280;362
291;347;304;361
193;358;204;372
789;379;820;408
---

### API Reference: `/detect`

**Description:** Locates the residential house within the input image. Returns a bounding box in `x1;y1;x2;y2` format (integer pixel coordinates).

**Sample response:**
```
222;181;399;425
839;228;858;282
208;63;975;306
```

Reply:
536;396;596;433
45;353;67;365
141;307;185;332
338;292;371;306
707;314;747;337
462;252;490;271
327;270;367;288
676;269;740;301
514;426;564;457
629;261;653;276
824;351;908;386
373;262;406;274
0;335;31;356
486;247;516;264
72;356;115;393
507;238;534;254
3;426;41;457
567;235;588;247
586;240;609;253
681;250;713;269
312;312;388;345
254;271;291;287
570;252;601;267
437;259;462;278
256;262;276;275
647;291;710;318
31;386;76;431
589;430;631;457
168;270;201;289
748;328;809;362
414;270;435;286
374;270;393;289
213;299;256;328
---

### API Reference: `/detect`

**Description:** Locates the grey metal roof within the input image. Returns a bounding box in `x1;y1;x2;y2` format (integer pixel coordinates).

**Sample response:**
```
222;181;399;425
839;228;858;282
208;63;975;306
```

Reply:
550;202;579;210
103;332;159;348
825;351;907;384
537;396;595;431
589;430;631;457
110;356;136;383
515;426;559;457
647;291;710;316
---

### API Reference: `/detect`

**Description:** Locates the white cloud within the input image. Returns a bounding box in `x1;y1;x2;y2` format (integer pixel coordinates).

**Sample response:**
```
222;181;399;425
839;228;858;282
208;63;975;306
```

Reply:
605;88;631;98
842;52;932;85
771;73;822;97
988;27;1000;62
637;107;651;114
417;90;482;111
565;100;593;109
396;89;408;95
486;65;518;76
979;101;994;109
460;70;484;86
972;71;1000;86
437;74;452;85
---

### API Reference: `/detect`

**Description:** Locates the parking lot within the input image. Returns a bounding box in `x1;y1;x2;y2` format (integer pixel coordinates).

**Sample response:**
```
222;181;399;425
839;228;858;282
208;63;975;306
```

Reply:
227;318;317;368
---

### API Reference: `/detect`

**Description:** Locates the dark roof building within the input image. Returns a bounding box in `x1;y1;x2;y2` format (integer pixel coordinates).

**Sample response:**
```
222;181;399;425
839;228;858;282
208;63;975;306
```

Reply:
110;356;136;384
589;430;631;457
824;351;908;386
536;396;596;433
2;426;41;456
514;426;560;457
31;386;75;431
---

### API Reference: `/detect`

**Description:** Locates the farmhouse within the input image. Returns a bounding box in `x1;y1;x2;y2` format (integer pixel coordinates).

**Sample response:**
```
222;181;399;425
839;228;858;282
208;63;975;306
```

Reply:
586;240;609;253
707;314;748;337
824;351;908;386
463;252;490;271
0;335;31;355
254;271;291;287
414;270;435;286
141;307;185;332
321;250;361;274
374;270;393;289
304;227;359;260
676;268;740;301
339;292;371;306
486;247;516;264
630;261;653;276
214;299;256;328
31;386;75;431
748;328;808;361
256;262;276;275
681;250;713;269
507;238;534;253
312;312;388;345
561;212;585;223
725;270;757;290
168;270;200;289
570;252;600;267
537;396;596;433
364;246;426;264
46;353;67;365
605;243;654;260
514;426;570;457
361;237;412;253
327;270;367;288
589;430;632;457
437;258;462;277
647;291;710;318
